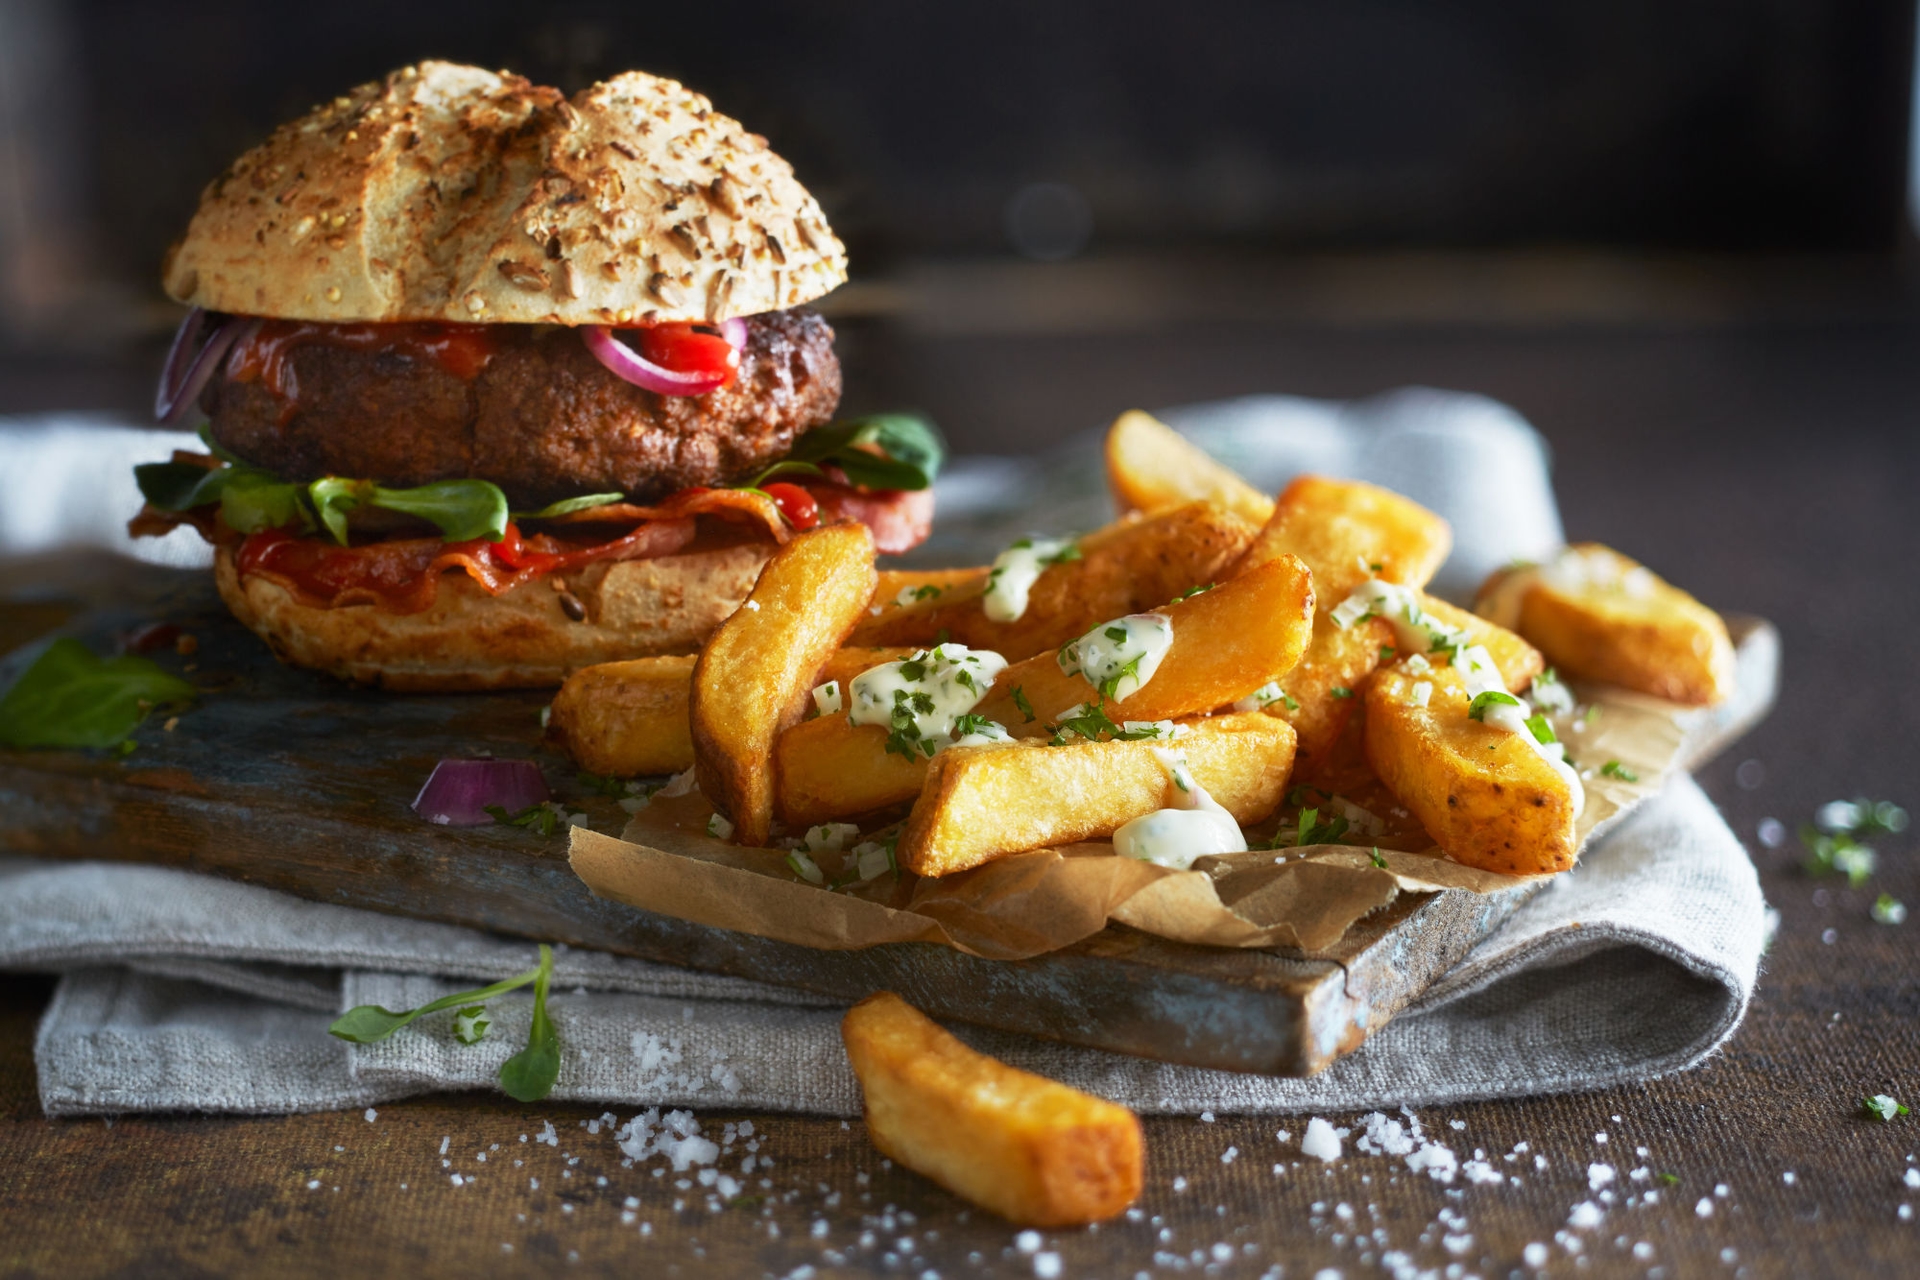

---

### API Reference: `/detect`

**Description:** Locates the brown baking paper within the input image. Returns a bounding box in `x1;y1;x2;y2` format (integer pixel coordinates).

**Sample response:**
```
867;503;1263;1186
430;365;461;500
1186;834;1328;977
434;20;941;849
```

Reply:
568;676;1708;961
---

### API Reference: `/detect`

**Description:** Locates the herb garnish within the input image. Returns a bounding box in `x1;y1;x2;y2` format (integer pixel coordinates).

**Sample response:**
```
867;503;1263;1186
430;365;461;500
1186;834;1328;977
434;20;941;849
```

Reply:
1600;760;1638;782
1523;713;1557;746
1010;686;1036;723
1369;846;1388;868
747;413;946;492
488;802;568;835
1295;807;1350;847
0;637;195;750
1467;690;1521;721
1331;686;1353;700
1871;894;1907;925
331;944;560;1101
1862;1094;1910;1122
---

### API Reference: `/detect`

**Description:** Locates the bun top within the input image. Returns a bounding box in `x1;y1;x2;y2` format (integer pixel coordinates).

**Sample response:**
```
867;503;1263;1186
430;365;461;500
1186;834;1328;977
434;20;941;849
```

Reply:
162;62;847;325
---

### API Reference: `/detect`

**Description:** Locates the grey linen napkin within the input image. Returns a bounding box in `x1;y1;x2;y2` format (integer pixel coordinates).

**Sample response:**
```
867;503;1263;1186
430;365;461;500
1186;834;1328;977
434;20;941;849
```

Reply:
0;391;1768;1116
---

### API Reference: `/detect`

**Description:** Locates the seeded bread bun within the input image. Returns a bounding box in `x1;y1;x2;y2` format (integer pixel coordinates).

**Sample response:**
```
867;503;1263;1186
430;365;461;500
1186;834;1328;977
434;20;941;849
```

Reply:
164;61;846;326
214;541;773;692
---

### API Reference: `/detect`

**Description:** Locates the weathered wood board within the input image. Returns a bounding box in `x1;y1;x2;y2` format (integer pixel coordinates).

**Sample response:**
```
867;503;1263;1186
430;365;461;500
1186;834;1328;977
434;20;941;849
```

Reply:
0;553;1777;1076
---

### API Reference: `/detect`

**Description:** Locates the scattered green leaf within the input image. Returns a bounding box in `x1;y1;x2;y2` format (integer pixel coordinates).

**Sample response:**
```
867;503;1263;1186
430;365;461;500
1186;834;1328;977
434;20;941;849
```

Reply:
0;638;195;749
498;945;561;1102
1467;690;1521;721
1862;1094;1909;1122
1601;760;1638;782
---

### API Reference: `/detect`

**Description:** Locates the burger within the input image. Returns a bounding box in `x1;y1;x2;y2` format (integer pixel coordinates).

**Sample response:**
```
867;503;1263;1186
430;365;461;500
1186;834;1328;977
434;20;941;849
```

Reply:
131;61;939;690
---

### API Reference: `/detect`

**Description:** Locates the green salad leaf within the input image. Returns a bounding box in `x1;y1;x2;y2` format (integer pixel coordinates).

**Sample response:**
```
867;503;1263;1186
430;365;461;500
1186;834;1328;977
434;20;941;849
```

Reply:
750;413;947;492
0;638;195;749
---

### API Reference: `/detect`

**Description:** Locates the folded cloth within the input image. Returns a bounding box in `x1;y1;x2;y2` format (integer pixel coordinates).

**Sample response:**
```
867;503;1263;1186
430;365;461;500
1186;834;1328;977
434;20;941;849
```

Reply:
0;391;1767;1116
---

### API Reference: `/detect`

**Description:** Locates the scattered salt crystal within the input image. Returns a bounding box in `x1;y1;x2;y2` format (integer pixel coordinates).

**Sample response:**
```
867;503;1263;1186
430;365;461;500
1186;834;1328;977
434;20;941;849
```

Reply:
1200;1111;1215;1122
1568;1201;1603;1229
306;1180;320;1190
1695;1197;1714;1218
535;1121;558;1146
1784;1171;1797;1185
1172;1176;1189;1192
1443;1233;1473;1255
364;1108;377;1122
1904;1169;1920;1189
1276;1129;1291;1143
1523;1242;1548;1266
1448;1119;1465;1131
1633;1242;1655;1260
1588;1163;1616;1190
1899;1204;1913;1221
1715;1182;1730;1198
438;1136;450;1155
1033;1253;1062;1278
1462;1160;1502;1185
1406;1142;1458;1184
1301;1117;1346;1163
1015;1230;1043;1253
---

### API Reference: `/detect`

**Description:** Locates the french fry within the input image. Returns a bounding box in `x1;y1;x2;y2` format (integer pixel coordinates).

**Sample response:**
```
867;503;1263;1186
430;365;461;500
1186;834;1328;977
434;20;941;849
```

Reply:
1364;665;1577;875
897;713;1296;877
1267;614;1396;775
1103;409;1275;527
548;654;696;777
843;992;1143;1226
775;558;1314;826
1237;474;1451;602
1413;593;1544;691
974;553;1316;732
692;523;877;845
549;645;913;783
848;501;1257;660
1476;544;1734;706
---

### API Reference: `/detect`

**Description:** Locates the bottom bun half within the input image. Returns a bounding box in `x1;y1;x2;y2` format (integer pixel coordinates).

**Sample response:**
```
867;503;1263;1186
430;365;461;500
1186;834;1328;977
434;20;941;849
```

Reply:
215;542;772;692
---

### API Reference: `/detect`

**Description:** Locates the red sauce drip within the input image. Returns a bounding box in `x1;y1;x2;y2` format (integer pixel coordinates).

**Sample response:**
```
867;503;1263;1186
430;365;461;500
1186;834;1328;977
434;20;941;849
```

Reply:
226;319;502;406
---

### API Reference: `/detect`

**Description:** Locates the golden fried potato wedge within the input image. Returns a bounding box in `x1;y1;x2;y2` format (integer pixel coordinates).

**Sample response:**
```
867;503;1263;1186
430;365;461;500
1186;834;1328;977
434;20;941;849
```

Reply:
1364;665;1577;875
975;553;1316;733
1267;614;1396;775
848;501;1257;660
1476;543;1734;706
1413;594;1545;691
843;992;1143;1226
1104;409;1275;527
551;646;913;781
692;524;877;845
898;713;1296;877
1237;474;1451;603
872;567;988;614
549;654;696;777
777;560;1315;824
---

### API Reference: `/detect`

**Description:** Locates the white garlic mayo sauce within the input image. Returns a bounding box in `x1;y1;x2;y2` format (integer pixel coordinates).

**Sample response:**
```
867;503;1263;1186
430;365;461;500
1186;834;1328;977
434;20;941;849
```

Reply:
1112;747;1248;870
1233;681;1287;713
848;643;1011;755
1058;613;1174;702
1332;578;1584;814
981;536;1077;622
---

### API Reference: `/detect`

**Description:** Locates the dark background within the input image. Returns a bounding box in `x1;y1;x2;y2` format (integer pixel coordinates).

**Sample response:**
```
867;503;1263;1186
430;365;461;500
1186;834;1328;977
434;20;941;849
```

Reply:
3;0;1919;452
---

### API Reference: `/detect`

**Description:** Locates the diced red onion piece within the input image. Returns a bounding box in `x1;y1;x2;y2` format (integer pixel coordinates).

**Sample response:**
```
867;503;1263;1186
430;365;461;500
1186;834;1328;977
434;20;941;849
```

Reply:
580;325;734;397
412;758;551;826
155;310;260;424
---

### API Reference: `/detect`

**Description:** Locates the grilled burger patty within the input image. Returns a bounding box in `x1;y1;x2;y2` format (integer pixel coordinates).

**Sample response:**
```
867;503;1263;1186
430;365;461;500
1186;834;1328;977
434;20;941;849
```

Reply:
201;308;842;507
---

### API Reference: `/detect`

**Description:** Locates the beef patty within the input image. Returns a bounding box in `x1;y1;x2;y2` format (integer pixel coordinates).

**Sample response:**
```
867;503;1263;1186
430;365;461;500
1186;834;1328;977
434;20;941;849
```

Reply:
202;308;841;506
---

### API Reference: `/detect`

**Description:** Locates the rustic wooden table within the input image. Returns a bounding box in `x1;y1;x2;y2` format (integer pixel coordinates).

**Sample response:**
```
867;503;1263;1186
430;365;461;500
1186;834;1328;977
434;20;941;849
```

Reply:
4;264;1919;1276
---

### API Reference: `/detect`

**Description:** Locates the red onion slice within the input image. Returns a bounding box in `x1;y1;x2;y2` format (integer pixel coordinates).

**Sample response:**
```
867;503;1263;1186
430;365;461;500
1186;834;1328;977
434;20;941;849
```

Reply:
580;325;735;397
155;309;261;424
412;758;551;826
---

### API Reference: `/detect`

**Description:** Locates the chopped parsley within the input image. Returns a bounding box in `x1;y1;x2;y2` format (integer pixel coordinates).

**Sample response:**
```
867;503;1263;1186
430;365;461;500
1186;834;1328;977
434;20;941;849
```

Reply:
1010;686;1036;723
1871;893;1907;925
1379;645;1396;661
577;771;629;798
909;584;944;602
1173;583;1216;602
1295;806;1350;847
1862;1094;1909;1122
1600;760;1637;781
1369;846;1388;869
1467;690;1521;721
1583;704;1603;727
1523;713;1557;745
1331;686;1353;700
1656;1172;1681;1187
487;802;566;836
1282;692;1300;712
951;713;994;738
1098;656;1144;703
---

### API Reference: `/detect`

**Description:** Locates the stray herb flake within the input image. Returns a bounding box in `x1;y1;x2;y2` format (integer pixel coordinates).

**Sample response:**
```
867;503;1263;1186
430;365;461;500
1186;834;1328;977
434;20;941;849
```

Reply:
1295;807;1350;847
1524;713;1557;745
1600;760;1638;781
0;638;196;750
1862;1094;1909;1122
1331;686;1353;700
1011;686;1036;723
1871;893;1907;925
1369;846;1388;869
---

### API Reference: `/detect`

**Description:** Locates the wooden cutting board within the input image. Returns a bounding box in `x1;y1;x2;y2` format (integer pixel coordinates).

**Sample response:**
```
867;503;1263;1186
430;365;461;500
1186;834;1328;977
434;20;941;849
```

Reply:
0;552;1777;1076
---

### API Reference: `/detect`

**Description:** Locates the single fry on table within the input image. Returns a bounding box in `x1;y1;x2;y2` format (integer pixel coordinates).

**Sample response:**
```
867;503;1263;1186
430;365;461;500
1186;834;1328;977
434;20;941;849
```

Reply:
691;523;877;846
843;992;1143;1226
1476;542;1734;706
897;712;1296;877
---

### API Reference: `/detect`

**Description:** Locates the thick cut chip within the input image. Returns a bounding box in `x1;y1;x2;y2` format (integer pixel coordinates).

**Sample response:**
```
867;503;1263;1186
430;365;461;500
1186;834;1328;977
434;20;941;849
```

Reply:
775;716;924;827
898;713;1296;877
1237;474;1451;602
550;646;912;780
691;523;877;845
1267;613;1396;776
1104;409;1275;526
549;654;696;777
843;992;1143;1226
1476;543;1734;706
1364;665;1577;875
975;553;1316;733
848;501;1256;660
1411;594;1544;691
